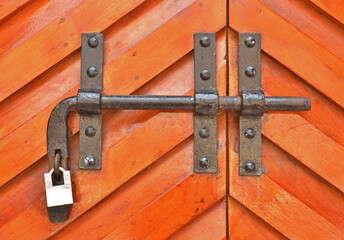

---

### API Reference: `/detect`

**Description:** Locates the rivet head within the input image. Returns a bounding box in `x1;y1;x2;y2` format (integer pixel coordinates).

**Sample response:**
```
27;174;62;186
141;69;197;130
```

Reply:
245;66;256;77
200;36;211;47
200;70;211;80
244;36;256;48
199;128;210;139
88;37;98;48
199;158;210;169
245;162;256;172
244;128;255;138
87;67;98;78
85;126;96;137
84;155;96;166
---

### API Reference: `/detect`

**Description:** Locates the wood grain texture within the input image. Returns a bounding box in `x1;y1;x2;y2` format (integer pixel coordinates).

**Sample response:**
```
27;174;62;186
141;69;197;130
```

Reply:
0;0;343;239
0;0;227;238
229;0;344;239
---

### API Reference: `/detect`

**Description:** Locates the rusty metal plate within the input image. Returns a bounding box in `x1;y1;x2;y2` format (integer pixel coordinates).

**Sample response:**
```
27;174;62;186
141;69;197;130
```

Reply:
238;33;262;176
79;33;103;170
193;32;218;173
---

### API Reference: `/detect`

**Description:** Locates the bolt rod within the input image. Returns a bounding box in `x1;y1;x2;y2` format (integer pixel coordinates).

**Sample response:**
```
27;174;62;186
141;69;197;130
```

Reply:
100;95;311;112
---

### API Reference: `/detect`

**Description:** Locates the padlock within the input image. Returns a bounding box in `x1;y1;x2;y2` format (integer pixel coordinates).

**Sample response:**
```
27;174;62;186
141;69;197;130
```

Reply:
44;167;73;207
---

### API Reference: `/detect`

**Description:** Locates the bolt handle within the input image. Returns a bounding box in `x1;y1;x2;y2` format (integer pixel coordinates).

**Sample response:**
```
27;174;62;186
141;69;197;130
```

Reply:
264;96;311;112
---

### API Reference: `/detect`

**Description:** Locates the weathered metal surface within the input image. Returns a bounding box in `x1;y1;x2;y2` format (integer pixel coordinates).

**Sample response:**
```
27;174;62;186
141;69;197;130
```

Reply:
46;97;76;222
78;33;103;170
238;33;262;176
193;32;218;173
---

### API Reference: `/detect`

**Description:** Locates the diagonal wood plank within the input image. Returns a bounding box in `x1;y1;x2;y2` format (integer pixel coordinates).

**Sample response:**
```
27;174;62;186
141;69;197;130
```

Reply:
262;0;344;59
261;53;344;147
0;36;226;230
262;112;344;193
0;0;146;103
168;200;226;240
229;197;288;240
51;137;195;240
230;150;344;240
0;0;83;55
0;111;194;239
0;0;196;141
309;0;344;25
0;0;34;23
102;147;226;240
0;1;226;187
229;0;344;108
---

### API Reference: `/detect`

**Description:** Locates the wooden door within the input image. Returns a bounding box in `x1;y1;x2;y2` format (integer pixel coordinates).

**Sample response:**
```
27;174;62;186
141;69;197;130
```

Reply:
0;0;227;239
0;0;343;239
228;0;344;239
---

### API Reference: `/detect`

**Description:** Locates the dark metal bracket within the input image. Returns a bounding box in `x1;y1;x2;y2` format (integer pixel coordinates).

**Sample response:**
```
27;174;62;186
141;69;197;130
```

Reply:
46;32;311;222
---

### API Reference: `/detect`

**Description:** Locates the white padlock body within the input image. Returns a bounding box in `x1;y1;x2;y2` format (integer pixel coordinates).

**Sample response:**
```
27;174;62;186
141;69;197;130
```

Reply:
44;168;73;207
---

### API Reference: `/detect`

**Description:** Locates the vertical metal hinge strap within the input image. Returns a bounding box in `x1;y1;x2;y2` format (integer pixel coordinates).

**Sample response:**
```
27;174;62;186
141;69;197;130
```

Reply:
193;32;218;173
78;33;103;170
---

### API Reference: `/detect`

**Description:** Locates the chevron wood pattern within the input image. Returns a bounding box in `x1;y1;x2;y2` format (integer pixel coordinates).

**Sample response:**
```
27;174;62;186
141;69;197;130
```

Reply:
0;0;343;239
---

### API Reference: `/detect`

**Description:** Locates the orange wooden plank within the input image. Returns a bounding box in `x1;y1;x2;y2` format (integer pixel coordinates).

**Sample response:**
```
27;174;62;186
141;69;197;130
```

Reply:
0;0;226;187
227;27;344;193
0;111;193;239
168;200;226;240
228;27;344;148
229;112;344;231
229;150;344;240
103;0;226;95
262;113;344;193
261;53;344;147
0;0;146;103
102;145;225;240
0;38;226;228
309;0;344;25
229;0;344;108
0;0;195;141
0;0;34;23
0;0;82;55
0;34;226;240
52;137;195;240
229;197;288;240
262;0;344;59
262;137;344;230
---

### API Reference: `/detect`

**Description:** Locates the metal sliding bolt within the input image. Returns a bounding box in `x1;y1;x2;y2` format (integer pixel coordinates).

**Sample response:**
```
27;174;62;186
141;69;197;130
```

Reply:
244;36;256;48
200;70;211;80
244;162;256;172
245;66;256;77
87;67;98;78
85;126;96;137
200;36;211;47
88;37;99;48
84;155;96;166
199;158;210;169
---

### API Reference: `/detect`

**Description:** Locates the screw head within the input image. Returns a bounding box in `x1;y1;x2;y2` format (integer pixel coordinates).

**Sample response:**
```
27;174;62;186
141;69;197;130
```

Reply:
84;155;96;166
244;162;256;172
245;66;256;77
88;37;98;48
244;128;255;138
244;36;256;48
199;128;210;139
199;158;210;169
85;126;96;137
200;36;211;47
87;67;98;78
200;70;211;80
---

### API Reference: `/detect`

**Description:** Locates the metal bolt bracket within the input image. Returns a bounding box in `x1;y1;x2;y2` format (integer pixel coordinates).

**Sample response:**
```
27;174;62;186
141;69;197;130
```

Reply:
46;32;311;222
237;33;311;176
